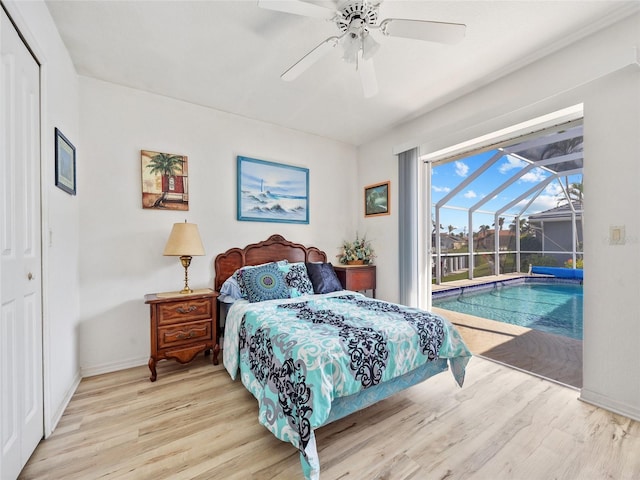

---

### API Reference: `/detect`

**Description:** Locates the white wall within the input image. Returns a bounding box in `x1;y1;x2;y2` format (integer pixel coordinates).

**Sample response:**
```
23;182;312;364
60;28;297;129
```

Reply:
8;0;638;437
78;77;358;375
3;0;82;435
357;13;640;420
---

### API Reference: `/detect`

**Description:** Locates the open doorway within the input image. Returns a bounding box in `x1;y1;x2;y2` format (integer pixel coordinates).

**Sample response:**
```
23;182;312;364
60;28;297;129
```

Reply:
423;109;584;388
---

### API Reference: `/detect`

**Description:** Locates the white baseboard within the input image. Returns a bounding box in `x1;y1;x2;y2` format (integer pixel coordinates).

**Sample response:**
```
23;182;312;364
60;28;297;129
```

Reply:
81;355;148;378
46;370;81;438
580;388;640;422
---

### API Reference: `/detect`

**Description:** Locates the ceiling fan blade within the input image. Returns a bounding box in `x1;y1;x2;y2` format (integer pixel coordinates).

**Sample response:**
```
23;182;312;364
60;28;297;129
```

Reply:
281;36;341;81
380;18;466;44
257;0;336;20
357;52;378;98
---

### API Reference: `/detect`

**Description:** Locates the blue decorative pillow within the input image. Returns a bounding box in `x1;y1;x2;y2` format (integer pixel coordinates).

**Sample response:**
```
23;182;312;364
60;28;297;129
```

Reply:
305;262;344;294
219;275;242;303
233;260;289;299
241;262;290;303
278;262;314;297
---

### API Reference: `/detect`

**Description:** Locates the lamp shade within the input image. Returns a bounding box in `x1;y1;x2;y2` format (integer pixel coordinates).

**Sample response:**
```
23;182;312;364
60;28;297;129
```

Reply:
163;222;205;256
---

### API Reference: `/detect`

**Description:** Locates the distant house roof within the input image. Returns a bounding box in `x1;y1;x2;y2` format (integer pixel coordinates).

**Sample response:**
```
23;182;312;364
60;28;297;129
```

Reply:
475;229;512;240
528;201;583;222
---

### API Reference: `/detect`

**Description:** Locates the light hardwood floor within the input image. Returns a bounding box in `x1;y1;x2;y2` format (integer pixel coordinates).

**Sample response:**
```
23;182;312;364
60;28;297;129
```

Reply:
20;352;639;480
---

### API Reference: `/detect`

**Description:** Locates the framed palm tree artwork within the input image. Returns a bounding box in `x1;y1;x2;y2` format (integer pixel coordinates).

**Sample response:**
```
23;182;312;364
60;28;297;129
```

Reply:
141;150;189;210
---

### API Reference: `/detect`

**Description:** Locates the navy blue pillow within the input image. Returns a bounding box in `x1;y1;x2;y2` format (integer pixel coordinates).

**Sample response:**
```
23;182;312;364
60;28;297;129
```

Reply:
305;263;343;294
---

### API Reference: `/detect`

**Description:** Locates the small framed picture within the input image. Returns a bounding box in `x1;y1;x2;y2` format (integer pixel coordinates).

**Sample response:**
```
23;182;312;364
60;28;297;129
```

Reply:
55;128;76;195
364;181;390;217
141;150;189;210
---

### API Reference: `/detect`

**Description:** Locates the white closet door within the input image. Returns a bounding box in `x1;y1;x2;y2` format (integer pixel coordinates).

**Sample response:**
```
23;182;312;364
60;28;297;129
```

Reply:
0;7;43;479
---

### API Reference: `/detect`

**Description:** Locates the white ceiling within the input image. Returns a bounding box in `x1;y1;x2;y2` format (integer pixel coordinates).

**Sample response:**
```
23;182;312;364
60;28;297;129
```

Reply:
45;0;638;146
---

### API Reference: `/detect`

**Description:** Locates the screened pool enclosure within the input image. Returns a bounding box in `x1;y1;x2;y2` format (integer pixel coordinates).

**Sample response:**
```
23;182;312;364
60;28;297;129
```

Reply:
430;123;584;284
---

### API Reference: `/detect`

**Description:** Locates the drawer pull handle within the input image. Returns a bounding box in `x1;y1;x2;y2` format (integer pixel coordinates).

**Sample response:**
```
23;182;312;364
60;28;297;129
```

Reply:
176;305;197;314
176;331;197;340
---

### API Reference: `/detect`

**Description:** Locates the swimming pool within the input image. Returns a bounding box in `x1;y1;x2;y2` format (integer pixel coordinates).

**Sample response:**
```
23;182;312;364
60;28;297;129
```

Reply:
432;279;583;340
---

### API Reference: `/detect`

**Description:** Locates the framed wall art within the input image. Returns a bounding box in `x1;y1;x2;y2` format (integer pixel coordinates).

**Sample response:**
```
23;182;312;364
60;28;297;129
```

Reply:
55;128;76;195
364;181;390;217
141;150;189;211
237;156;309;224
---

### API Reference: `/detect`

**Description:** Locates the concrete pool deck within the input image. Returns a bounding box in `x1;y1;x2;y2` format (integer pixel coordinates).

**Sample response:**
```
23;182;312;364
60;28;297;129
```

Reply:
432;274;583;389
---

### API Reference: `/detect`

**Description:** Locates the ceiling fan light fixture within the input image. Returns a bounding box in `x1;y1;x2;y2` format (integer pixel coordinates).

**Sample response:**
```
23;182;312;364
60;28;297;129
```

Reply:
264;0;465;97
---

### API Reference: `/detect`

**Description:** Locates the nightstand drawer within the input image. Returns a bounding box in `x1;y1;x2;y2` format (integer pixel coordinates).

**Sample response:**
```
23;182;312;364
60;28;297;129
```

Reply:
158;298;212;325
158;320;212;349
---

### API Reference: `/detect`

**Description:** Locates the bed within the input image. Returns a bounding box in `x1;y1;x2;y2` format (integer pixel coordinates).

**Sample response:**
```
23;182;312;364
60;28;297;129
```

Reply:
214;235;471;479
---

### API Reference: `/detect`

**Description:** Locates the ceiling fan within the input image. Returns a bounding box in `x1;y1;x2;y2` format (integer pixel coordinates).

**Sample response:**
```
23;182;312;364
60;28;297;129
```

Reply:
258;0;466;98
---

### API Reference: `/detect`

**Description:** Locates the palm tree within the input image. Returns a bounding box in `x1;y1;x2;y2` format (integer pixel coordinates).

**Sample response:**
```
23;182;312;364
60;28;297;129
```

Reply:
557;181;584;206
541;137;583;173
431;220;444;234
509;217;531;235
475;224;491;250
146;153;185;206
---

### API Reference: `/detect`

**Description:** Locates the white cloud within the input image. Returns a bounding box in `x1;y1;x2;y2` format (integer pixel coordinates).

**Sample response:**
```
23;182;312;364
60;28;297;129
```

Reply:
527;194;558;213
433;185;451;193
521;167;548;183
512;194;558;215
455;161;469;177
499;155;526;174
464;190;477;199
544;182;563;195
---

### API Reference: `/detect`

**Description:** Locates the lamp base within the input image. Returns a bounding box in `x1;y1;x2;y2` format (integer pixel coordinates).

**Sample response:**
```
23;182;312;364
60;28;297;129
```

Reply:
178;255;193;294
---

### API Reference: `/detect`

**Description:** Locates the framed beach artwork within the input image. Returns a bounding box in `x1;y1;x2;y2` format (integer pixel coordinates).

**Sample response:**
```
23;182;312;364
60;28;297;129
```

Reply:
364;181;390;217
141;150;189;211
237;156;309;224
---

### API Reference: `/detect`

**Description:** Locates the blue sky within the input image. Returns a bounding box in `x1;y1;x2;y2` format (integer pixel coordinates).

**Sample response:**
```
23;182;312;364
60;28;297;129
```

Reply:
432;149;582;235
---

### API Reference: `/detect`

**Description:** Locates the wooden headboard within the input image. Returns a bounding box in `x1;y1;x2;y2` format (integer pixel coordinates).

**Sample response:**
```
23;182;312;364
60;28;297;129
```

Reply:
213;234;328;291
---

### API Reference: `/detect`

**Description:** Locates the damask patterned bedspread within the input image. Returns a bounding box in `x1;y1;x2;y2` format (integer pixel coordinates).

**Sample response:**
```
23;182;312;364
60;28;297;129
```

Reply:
223;291;471;479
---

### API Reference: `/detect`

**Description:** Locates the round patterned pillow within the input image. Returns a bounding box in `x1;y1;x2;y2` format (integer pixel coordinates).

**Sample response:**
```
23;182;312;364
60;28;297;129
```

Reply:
242;262;290;303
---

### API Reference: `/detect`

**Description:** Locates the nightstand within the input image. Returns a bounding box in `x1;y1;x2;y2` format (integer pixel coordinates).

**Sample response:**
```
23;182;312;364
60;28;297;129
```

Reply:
145;289;219;382
333;264;376;298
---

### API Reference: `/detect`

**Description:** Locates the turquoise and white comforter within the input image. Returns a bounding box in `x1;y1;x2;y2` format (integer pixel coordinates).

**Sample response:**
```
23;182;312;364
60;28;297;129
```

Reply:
223;291;471;479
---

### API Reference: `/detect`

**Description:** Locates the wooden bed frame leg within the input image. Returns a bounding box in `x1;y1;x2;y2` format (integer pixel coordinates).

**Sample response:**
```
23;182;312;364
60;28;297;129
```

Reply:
212;344;220;365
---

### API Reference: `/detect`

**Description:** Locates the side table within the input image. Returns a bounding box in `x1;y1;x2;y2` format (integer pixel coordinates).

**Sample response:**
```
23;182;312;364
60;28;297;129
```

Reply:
333;264;376;298
144;289;219;382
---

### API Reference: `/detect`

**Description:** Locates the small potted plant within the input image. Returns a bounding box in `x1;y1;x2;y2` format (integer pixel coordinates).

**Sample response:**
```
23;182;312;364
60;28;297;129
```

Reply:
338;234;375;265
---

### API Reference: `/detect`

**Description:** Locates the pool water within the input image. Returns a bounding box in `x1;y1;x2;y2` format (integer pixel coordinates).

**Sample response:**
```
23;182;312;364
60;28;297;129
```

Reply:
433;282;583;340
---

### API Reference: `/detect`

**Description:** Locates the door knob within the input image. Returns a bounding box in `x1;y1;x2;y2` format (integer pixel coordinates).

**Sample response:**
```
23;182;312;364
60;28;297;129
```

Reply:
27;272;34;281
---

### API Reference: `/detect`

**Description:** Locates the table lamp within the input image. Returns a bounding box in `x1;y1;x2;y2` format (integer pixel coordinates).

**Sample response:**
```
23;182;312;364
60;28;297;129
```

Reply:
163;221;205;294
